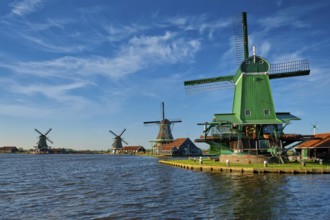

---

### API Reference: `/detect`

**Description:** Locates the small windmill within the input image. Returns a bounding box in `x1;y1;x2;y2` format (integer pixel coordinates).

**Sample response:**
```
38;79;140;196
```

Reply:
144;102;182;154
35;128;53;150
109;129;127;153
311;122;318;135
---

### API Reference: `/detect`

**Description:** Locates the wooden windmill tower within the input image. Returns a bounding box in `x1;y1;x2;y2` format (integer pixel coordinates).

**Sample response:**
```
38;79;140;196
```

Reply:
35;128;53;153
109;129;128;154
144;102;182;154
184;12;310;162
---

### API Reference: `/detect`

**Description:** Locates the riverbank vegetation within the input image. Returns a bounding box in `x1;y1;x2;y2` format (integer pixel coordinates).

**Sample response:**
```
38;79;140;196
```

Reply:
170;158;329;169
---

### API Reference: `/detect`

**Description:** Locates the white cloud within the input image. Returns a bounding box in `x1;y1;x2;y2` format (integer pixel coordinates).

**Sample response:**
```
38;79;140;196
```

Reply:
257;5;324;31
0;103;54;118
259;41;271;57
0;32;201;79
23;35;87;53
10;0;43;17
164;15;230;40
271;52;304;64
103;24;142;42
11;81;89;100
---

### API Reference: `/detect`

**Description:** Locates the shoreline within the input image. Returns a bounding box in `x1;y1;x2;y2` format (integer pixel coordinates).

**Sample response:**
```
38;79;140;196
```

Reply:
159;160;330;174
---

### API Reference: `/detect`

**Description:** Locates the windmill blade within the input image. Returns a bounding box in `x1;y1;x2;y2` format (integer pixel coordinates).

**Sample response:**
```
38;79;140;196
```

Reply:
144;121;161;124
46;137;54;144
170;120;182;123
310;122;318;126
109;130;118;137
35;129;43;136
184;75;234;95
233;12;249;65
161;102;165;120
184;75;233;86
119;128;126;137
122;139;128;145
45;128;52;135
269;60;310;79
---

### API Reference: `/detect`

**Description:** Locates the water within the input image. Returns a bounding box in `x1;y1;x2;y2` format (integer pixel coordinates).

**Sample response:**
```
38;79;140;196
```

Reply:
0;154;329;220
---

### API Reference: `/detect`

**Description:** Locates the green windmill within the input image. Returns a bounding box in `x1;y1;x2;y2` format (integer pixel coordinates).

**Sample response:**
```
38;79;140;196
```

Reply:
184;12;310;162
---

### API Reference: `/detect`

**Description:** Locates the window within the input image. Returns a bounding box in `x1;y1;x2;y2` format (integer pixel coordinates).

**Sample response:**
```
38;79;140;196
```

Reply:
264;109;270;115
245;110;251;116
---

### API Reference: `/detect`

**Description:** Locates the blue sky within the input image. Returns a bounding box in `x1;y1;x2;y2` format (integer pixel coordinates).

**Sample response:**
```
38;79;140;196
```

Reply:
0;0;329;150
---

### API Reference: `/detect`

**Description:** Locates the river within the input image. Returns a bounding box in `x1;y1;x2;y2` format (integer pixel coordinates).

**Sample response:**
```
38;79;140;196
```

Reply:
0;154;329;219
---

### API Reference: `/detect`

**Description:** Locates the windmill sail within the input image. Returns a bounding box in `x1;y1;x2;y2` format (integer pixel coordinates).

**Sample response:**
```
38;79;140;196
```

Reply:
269;60;310;79
233;12;249;65
184;75;234;95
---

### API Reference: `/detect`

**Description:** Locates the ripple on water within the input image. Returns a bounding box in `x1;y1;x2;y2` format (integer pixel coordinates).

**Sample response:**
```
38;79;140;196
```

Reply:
1;154;330;220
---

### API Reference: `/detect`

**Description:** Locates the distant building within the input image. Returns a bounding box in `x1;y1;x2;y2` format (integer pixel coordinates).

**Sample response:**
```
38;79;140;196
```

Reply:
0;146;18;153
118;146;146;154
295;133;330;160
160;138;202;156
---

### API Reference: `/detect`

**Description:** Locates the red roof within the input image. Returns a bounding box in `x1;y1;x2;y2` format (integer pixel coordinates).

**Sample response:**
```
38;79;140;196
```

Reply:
161;138;187;150
295;133;330;149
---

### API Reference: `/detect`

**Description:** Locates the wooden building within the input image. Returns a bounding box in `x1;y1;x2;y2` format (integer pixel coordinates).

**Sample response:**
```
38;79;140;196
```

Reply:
117;146;146;154
295;133;330;160
160;138;202;156
0;146;18;153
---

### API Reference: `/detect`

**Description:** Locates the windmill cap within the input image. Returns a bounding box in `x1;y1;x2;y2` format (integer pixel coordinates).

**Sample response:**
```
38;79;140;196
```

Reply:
240;55;270;73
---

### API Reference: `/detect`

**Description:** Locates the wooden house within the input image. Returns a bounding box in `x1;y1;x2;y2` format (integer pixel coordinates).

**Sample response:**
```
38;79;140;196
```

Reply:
295;133;330;160
118;146;146;154
160;138;202;156
0;146;18;153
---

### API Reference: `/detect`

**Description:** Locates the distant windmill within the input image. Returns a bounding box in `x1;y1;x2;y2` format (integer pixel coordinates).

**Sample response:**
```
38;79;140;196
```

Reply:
109;129;128;151
144;102;182;154
35;128;53;150
311;123;318;135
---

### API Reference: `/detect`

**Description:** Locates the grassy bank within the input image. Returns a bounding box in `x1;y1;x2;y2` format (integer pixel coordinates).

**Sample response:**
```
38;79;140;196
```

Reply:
160;158;330;174
172;158;328;168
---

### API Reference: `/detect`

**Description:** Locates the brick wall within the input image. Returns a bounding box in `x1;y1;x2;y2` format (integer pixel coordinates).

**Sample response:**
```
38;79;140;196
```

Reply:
220;154;267;164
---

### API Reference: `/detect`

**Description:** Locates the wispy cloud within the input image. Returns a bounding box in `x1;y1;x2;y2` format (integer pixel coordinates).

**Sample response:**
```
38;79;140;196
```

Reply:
10;0;43;17
0;32;201;79
0;16;94;53
10;81;90;101
163;15;230;40
258;3;327;32
0;78;106;119
23;35;88;53
0;103;54;118
271;51;305;64
258;10;307;31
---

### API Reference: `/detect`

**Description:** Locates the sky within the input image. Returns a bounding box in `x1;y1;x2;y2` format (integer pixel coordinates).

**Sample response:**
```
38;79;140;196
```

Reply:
0;0;330;150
